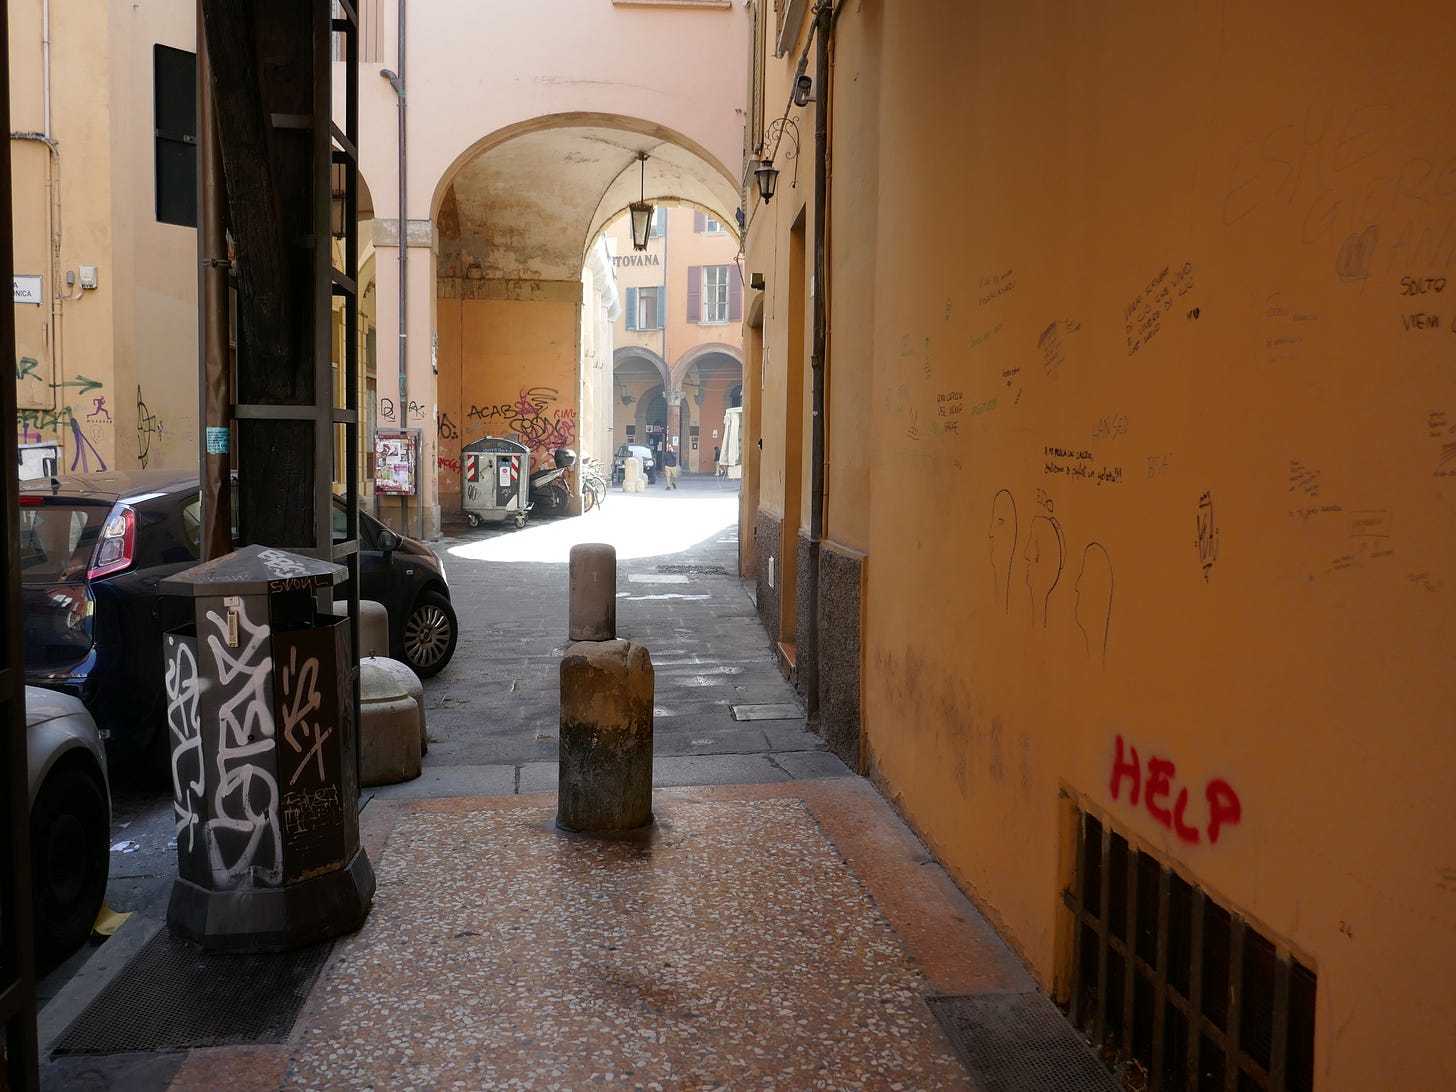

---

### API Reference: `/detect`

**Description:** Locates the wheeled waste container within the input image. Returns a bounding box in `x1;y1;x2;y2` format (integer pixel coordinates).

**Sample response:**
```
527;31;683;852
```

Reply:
461;436;531;528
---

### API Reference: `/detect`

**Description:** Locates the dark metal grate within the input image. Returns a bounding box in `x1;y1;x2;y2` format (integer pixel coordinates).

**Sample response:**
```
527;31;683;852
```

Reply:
927;991;1121;1091
51;928;332;1055
1061;808;1316;1091
655;564;729;575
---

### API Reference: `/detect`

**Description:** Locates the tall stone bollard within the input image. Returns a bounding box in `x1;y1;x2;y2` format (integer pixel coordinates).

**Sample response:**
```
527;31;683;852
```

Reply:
569;543;617;642
557;640;653;833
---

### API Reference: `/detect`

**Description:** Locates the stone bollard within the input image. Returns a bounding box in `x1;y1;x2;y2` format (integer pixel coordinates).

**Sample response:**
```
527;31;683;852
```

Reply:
569;543;616;642
363;655;428;755
331;598;390;658
359;660;422;786
557;640;653;833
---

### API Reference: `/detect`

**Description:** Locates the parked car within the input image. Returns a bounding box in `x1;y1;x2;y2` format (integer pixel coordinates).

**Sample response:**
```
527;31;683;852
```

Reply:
23;686;110;969
19;470;457;771
611;443;656;484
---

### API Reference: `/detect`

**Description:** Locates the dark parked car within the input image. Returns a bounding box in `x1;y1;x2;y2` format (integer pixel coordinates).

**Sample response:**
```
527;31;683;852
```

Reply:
611;442;656;484
23;685;110;968
20;470;457;769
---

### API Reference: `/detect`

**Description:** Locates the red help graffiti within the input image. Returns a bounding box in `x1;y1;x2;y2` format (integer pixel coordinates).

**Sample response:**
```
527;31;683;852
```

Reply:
1108;734;1241;846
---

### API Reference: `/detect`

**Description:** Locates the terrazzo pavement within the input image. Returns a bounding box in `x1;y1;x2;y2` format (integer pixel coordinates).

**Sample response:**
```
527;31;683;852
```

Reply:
37;475;1042;1090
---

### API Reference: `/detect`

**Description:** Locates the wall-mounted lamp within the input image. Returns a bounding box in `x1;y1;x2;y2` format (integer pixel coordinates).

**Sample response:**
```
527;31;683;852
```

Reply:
793;73;814;107
754;160;779;204
329;158;350;238
627;152;654;251
754;117;800;205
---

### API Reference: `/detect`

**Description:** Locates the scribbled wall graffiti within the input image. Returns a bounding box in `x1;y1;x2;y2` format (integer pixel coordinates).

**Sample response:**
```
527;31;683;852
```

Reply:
989;488;1115;665
15;365;111;472
463;386;577;466
165;633;205;857
136;384;161;468
201;595;282;889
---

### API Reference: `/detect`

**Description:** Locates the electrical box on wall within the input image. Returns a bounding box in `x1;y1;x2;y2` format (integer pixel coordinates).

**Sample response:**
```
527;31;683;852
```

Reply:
79;265;99;290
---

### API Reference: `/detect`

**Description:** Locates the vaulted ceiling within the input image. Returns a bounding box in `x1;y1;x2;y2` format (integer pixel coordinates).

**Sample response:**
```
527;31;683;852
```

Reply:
435;121;741;283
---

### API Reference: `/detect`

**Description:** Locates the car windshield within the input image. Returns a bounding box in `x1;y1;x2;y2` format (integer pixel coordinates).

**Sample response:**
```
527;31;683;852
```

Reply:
19;503;107;583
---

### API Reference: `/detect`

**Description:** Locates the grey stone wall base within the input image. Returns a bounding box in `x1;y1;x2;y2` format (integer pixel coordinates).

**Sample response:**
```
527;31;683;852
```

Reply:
755;508;782;651
818;542;865;771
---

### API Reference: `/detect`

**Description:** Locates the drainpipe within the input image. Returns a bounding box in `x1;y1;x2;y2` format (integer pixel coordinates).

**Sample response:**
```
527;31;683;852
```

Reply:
13;0;62;403
197;4;232;560
10;132;61;406
381;1;413;536
804;0;831;722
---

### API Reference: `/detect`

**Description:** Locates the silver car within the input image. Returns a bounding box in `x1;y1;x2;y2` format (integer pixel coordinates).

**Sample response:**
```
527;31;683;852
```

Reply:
24;686;110;967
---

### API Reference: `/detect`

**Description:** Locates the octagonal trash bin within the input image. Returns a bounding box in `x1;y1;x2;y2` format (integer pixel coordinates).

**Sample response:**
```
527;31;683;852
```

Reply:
161;544;374;951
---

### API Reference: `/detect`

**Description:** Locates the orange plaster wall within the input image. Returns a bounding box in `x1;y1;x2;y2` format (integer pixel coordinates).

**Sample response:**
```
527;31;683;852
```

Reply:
850;4;1456;1087
436;296;580;514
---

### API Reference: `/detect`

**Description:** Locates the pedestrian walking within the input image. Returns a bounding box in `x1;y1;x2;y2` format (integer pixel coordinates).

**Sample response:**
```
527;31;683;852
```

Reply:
663;444;680;489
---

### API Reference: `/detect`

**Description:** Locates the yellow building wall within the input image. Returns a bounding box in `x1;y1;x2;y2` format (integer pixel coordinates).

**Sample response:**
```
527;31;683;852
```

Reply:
436;295;581;515
739;3;1456;1086
10;1;197;473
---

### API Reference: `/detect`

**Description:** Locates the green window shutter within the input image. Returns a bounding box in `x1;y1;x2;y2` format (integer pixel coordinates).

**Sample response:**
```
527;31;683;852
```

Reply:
686;266;701;323
626;286;638;330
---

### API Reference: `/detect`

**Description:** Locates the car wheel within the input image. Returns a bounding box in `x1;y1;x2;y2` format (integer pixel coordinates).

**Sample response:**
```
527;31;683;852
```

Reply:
30;764;109;969
403;591;458;677
466;512;480;528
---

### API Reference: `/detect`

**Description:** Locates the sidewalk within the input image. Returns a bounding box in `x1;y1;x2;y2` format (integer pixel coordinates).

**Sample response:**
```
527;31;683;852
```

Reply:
36;476;1056;1090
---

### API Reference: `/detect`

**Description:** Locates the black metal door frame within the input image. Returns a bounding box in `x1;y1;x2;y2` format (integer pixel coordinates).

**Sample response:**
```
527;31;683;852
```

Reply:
1;0;43;1084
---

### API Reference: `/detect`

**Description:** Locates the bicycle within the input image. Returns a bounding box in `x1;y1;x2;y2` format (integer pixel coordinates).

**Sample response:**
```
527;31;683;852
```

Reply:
580;456;608;513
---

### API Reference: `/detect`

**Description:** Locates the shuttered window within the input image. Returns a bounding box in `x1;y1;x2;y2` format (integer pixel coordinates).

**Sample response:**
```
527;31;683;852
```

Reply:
154;45;197;227
694;265;741;324
627;286;663;331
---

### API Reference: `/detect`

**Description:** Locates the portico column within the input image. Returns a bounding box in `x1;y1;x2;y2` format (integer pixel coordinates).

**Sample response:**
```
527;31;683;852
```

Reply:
373;218;441;538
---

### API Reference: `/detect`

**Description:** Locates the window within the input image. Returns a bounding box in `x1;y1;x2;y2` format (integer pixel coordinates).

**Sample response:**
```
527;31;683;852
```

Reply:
690;265;741;325
702;266;730;324
650;207;667;239
1061;806;1316;1091
154;45;197;227
693;211;726;234
625;286;664;331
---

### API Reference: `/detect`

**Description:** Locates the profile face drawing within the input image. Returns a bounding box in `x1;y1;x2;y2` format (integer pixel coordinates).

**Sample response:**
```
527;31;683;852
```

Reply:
1024;515;1064;628
1074;543;1113;664
989;490;1018;613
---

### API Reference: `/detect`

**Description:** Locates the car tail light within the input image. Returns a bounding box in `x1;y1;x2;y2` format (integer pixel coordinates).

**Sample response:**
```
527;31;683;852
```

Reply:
88;506;136;580
19;495;41;505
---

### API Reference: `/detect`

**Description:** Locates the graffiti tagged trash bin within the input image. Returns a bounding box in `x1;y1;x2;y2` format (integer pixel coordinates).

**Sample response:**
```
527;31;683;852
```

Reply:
161;544;375;952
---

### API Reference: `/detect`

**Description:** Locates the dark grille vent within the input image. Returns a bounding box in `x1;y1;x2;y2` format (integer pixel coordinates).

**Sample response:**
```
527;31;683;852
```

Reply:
51;929;332;1054
1062;808;1315;1091
926;992;1120;1091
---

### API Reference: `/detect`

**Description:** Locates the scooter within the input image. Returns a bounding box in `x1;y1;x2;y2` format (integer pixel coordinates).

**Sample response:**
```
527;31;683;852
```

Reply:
528;451;574;515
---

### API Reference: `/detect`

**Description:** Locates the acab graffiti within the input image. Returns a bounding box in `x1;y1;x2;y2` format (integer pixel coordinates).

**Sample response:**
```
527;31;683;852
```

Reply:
463;386;577;455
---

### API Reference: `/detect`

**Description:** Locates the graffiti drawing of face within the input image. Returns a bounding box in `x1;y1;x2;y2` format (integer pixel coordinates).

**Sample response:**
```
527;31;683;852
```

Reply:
1024;515;1064;628
989;490;1018;613
1074;542;1113;664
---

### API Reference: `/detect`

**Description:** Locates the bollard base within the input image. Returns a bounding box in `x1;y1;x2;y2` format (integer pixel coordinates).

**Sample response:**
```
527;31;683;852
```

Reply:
166;847;376;953
557;640;654;834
